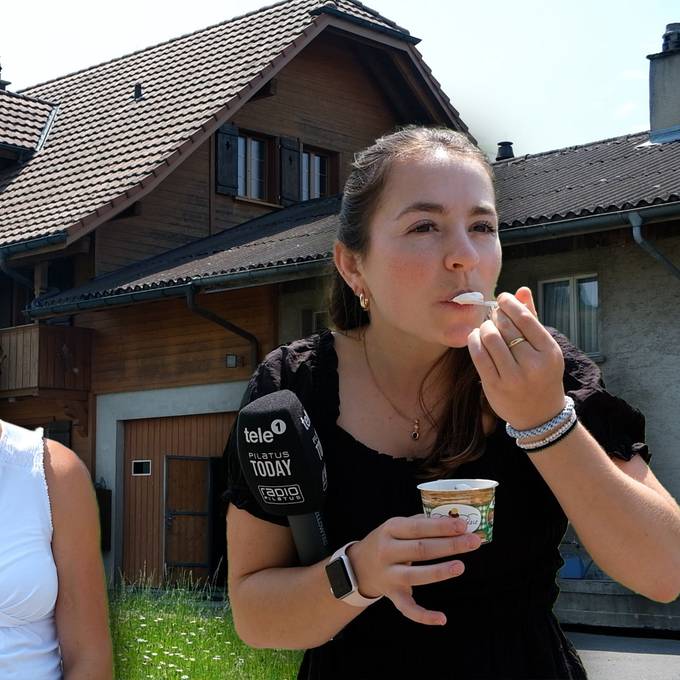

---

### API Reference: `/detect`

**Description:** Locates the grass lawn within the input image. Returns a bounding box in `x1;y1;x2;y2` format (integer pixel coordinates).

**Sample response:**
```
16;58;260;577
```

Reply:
110;585;303;679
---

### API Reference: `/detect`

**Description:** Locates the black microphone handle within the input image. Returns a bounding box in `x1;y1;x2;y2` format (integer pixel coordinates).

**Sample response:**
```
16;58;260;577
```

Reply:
288;512;331;566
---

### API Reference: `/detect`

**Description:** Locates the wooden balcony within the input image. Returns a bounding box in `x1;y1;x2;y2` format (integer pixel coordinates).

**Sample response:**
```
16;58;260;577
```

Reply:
0;323;92;399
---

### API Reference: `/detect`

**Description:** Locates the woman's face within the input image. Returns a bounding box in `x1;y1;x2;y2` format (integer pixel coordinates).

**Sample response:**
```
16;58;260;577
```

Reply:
356;151;502;349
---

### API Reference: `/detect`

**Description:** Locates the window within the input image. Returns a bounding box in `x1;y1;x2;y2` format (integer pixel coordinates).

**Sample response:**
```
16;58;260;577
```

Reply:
132;460;152;476
237;134;267;200
301;149;329;200
215;124;336;205
216;124;272;201
539;275;599;355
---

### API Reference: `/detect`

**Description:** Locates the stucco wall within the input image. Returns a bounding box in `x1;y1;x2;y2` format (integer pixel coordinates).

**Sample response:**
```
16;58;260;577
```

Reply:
498;233;680;500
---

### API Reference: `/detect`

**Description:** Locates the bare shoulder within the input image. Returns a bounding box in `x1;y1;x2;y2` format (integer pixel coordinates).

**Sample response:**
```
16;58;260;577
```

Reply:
42;439;95;516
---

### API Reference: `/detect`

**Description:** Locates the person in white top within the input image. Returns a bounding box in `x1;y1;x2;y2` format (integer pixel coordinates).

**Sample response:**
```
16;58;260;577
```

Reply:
0;420;113;679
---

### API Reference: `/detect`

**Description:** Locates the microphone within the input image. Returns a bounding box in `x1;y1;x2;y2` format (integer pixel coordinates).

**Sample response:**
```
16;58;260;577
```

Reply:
236;389;330;565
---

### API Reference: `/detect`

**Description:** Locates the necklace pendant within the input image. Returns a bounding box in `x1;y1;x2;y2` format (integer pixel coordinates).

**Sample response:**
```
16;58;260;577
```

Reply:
411;418;420;441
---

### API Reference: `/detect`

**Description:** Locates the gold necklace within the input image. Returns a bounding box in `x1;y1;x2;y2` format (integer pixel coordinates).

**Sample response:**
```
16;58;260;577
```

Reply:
362;333;421;441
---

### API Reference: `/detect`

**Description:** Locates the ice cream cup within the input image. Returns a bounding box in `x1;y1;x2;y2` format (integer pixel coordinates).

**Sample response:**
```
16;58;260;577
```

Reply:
417;478;498;544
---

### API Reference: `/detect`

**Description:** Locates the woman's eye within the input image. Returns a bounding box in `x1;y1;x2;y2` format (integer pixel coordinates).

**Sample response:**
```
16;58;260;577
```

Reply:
411;222;436;233
473;221;498;234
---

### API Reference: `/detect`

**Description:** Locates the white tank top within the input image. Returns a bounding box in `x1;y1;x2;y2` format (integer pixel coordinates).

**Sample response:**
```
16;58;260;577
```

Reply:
0;420;62;679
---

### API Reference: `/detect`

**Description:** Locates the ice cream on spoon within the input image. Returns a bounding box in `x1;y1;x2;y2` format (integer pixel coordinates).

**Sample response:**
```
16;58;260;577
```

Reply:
451;291;498;309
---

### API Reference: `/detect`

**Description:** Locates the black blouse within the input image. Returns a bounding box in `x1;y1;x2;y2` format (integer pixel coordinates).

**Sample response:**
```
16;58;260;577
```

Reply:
225;328;649;680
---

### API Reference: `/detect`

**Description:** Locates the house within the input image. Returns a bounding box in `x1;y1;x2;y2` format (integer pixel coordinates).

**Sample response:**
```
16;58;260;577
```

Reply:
0;0;468;585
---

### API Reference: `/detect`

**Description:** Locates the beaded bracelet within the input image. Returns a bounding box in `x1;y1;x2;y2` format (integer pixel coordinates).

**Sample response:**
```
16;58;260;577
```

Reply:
518;415;579;453
517;410;578;451
505;396;575;440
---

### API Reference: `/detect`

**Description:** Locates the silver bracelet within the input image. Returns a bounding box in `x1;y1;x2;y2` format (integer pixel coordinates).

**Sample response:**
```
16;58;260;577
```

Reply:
517;410;578;450
505;396;575;440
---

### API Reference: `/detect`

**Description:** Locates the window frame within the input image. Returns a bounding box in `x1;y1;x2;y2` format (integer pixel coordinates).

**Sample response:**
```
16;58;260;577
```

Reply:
537;273;602;359
237;132;272;201
301;145;335;201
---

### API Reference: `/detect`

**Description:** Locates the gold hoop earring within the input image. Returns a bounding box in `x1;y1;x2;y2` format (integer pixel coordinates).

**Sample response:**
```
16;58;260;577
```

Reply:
359;292;370;311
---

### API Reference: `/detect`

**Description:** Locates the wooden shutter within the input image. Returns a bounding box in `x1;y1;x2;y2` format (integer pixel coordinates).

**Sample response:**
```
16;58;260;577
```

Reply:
216;123;239;196
279;136;300;206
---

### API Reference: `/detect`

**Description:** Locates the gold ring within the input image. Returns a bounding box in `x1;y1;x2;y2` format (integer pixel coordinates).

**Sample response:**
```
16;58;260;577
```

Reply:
507;336;526;349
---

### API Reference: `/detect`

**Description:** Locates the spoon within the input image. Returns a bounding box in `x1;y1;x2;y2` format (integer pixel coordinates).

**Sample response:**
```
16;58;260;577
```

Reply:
450;291;498;308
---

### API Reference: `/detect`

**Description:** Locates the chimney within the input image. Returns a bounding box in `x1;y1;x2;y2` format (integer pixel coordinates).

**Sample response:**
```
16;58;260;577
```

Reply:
496;141;514;161
648;23;680;143
0;62;11;91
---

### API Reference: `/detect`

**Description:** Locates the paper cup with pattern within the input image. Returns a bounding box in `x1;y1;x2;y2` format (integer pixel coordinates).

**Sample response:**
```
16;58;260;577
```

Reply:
417;479;499;544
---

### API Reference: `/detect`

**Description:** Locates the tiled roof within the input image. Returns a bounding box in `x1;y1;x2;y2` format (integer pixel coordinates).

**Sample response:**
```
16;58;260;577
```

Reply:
494;131;680;227
29;196;341;314
0;90;56;151
0;0;433;251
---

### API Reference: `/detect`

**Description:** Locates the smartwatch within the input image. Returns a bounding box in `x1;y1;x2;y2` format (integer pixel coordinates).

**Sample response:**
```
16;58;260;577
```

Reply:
325;541;383;607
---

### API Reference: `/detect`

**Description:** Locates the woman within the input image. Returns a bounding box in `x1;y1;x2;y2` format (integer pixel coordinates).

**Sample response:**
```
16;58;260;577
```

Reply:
0;420;113;679
224;127;680;679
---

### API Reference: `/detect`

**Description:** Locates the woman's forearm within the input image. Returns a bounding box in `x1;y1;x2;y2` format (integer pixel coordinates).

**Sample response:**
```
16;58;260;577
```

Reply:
230;556;365;649
63;655;113;680
528;422;680;602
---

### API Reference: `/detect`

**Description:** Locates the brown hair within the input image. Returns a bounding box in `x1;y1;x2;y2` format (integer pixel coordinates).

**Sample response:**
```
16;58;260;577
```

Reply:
329;125;496;479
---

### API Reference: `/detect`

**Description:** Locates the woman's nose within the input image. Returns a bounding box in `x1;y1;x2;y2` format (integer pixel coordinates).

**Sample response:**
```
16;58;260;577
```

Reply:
443;232;480;271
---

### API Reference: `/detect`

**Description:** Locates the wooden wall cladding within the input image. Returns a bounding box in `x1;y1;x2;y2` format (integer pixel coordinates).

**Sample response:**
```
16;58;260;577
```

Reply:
122;412;235;585
76;285;277;395
216;33;398;230
95;138;211;275
233;33;398;186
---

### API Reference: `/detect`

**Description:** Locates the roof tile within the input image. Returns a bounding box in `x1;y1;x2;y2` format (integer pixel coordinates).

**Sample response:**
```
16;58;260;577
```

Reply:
0;90;55;150
495;132;680;227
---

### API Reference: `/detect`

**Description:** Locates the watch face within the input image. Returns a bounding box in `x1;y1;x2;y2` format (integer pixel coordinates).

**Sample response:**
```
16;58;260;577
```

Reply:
325;558;353;599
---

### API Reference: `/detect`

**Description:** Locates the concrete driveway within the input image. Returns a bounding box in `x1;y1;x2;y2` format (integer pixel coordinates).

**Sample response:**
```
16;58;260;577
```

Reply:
567;631;680;680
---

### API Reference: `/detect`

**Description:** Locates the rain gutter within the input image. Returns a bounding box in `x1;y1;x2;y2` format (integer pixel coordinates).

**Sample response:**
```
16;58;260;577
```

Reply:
500;202;680;245
27;258;330;319
0;232;68;256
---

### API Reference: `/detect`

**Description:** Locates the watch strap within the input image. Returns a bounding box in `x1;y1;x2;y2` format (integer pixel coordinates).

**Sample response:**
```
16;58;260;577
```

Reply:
327;541;383;607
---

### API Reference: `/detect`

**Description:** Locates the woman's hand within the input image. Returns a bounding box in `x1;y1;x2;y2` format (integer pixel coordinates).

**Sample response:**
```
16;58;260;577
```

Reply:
467;286;566;431
347;514;481;626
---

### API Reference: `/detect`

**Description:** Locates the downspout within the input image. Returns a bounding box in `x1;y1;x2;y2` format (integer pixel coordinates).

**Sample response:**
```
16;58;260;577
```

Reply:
628;212;680;282
185;286;260;370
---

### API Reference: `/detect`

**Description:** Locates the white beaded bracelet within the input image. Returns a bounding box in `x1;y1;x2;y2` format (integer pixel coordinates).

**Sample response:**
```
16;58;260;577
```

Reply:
517;410;578;451
505;396;575;440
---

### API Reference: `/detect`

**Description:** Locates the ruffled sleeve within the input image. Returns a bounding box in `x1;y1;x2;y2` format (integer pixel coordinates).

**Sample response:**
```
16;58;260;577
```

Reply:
549;328;650;463
222;348;291;527
222;332;330;526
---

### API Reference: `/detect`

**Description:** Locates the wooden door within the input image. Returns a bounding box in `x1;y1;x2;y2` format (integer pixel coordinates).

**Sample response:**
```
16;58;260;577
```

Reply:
122;412;234;585
164;456;211;584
